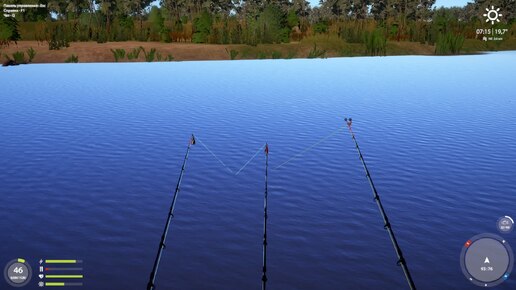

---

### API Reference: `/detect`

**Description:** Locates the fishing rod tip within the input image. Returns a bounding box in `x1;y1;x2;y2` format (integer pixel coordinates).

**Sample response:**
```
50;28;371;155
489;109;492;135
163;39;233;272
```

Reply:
190;134;196;145
345;117;353;125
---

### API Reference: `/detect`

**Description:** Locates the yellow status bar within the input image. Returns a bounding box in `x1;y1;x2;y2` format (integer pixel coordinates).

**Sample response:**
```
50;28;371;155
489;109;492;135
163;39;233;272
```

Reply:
45;282;65;286
45;260;77;264
46;275;83;279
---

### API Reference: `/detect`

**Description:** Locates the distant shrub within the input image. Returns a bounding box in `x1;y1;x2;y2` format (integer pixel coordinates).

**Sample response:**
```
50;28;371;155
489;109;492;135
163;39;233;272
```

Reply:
110;48;126;62
143;48;156;62
161;28;172;43
313;21;328;34
339;47;353;57
341;24;366;43
307;43;326;58
285;51;296;59
364;29;386;56
435;32;464;55
127;47;142;60
240;50;250;58
166;54;174;61
271;51;282;59
65;54;79;63
48;25;70;50
225;48;239;60
26;47;36;62
156;52;163;61
278;28;291;43
96;30;107;43
257;51;267;59
12;51;26;63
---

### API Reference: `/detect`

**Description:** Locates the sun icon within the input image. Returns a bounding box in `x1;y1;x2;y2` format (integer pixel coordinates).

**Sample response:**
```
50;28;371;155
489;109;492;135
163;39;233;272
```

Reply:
483;6;503;25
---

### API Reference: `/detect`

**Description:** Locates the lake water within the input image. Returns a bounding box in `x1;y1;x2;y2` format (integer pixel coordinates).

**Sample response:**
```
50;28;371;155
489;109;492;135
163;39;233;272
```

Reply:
1;52;515;289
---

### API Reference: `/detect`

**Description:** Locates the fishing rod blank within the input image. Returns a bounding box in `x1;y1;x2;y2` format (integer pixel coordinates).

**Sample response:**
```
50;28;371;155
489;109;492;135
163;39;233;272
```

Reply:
344;118;417;290
262;143;269;290
147;134;196;290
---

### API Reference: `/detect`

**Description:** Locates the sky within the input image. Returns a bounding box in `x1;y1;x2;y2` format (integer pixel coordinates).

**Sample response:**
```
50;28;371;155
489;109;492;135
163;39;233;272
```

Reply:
432;0;471;7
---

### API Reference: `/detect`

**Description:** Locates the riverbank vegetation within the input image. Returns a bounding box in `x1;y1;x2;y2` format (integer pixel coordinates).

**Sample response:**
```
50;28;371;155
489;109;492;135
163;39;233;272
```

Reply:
0;0;514;62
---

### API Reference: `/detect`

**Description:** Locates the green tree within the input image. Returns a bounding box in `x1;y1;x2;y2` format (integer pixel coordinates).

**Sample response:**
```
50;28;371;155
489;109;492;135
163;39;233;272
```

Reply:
0;15;21;44
0;20;14;45
123;0;153;35
287;10;300;28
149;7;164;32
192;10;213;43
257;5;289;43
149;6;170;41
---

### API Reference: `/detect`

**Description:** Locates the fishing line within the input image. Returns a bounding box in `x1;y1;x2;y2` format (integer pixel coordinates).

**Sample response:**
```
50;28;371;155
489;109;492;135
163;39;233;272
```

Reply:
235;144;266;176
147;135;196;290
273;126;345;170
344;118;417;290
195;126;344;174
196;136;235;174
196;137;266;176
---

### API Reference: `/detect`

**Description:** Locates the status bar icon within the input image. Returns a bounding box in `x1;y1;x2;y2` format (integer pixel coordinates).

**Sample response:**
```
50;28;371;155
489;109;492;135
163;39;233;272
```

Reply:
483;6;503;25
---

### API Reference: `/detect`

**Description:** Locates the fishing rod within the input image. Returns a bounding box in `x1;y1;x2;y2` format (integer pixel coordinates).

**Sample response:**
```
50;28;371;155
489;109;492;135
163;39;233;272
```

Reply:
262;143;269;290
344;118;417;290
147;134;196;290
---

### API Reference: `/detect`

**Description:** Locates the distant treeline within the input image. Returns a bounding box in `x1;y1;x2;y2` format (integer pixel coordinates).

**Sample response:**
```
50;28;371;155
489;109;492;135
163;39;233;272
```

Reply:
1;0;515;53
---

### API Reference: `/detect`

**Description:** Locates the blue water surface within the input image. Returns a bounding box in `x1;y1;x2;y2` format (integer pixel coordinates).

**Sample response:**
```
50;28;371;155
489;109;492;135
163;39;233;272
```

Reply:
1;52;515;289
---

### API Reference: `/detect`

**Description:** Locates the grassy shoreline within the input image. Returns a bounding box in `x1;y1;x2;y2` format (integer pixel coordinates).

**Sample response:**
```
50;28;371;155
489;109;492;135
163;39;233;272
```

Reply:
2;38;516;64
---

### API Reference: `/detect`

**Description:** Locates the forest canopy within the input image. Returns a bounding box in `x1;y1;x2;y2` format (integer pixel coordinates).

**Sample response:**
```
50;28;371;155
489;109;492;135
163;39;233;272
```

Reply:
1;0;515;55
